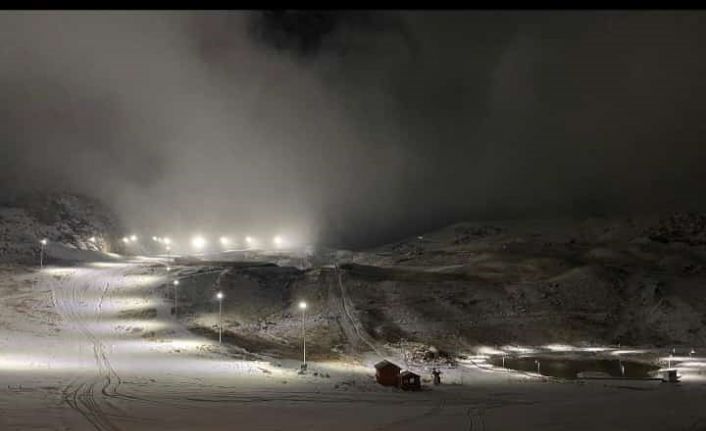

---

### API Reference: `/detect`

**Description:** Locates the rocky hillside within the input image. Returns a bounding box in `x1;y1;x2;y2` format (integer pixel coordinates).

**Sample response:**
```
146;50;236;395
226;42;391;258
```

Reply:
0;192;122;264
175;213;706;359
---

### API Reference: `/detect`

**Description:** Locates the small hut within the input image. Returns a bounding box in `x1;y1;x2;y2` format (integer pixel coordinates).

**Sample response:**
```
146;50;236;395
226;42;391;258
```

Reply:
398;370;421;391
374;360;401;387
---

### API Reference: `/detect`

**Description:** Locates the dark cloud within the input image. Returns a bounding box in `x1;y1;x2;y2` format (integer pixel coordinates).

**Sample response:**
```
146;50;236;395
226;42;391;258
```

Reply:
248;11;341;57
260;11;706;245
246;11;416;59
2;12;706;248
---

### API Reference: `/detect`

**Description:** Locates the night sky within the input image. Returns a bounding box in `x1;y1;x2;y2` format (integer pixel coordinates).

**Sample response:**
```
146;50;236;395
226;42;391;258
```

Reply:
2;11;706;247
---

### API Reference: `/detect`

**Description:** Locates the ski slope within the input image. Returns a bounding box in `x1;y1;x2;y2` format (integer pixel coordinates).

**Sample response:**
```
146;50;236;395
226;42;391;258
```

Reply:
1;259;705;430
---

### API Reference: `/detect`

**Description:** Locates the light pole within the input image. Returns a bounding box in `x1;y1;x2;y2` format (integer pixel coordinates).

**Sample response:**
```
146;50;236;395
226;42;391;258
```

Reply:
173;279;179;317
39;239;48;268
400;337;409;370
299;301;307;367
217;292;224;344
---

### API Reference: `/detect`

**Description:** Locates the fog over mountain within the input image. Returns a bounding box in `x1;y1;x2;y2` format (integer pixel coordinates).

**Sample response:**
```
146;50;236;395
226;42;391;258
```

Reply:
2;11;706;248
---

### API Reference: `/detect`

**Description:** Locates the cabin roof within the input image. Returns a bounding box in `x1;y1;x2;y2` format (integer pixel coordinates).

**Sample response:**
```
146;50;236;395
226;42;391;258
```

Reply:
374;360;401;371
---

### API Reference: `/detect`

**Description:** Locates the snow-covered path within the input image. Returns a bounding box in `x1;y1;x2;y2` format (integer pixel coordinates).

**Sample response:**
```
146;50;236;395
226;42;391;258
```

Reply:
1;260;706;430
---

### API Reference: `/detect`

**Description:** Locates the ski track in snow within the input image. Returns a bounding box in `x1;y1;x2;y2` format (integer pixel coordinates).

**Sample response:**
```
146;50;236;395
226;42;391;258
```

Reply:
51;267;135;430
334;263;385;358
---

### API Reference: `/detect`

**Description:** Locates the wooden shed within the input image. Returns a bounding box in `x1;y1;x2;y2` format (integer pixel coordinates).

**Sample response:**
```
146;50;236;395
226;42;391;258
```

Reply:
374;360;401;387
398;370;421;391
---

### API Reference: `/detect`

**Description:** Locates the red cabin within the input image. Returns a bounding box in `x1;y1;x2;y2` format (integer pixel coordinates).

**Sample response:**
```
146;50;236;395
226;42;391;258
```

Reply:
374;360;401;387
398;370;421;391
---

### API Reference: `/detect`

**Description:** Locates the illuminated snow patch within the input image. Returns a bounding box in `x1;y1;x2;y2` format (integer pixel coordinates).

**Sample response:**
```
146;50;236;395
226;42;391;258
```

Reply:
156;339;213;351
42;267;76;276
93;297;160;314
77;339;213;357
0;353;86;373
678;373;706;382
89;262;128;269
610;349;647;355
477;346;504;356
663;356;701;362
87;319;170;334
463;355;490;361
543;344;576;352
116;274;164;289
579;347;612;352
502;345;537;354
108;357;293;377
315;361;371;375
677;361;706;368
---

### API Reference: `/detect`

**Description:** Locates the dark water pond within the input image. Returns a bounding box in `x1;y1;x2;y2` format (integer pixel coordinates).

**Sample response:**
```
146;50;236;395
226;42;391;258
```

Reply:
488;356;659;379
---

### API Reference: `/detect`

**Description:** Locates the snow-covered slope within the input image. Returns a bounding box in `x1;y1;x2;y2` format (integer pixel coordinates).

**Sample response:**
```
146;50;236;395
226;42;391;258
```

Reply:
178;214;706;360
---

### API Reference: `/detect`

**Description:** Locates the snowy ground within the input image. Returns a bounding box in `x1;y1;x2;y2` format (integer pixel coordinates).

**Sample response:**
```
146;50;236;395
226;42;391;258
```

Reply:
2;259;706;430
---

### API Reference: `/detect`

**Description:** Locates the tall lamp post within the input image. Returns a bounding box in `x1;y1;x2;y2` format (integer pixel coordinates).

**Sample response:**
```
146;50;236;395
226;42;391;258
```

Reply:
39;239;48;268
217;292;224;344
299;301;307;368
172;279;179;317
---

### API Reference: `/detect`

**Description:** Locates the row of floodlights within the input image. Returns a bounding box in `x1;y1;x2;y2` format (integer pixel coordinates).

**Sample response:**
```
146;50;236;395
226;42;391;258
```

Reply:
188;234;286;250
121;234;287;250
121;234;138;244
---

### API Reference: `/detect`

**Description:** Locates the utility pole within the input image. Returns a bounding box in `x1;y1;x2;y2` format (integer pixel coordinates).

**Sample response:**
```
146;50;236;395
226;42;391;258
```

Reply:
172;279;179;317
456;325;463;385
217;292;224;344
299;301;307;367
400;337;409;370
